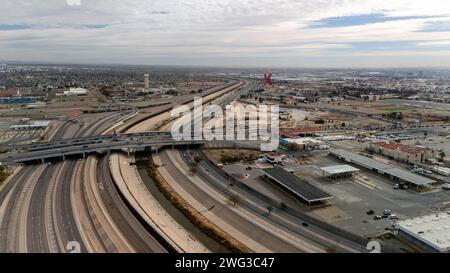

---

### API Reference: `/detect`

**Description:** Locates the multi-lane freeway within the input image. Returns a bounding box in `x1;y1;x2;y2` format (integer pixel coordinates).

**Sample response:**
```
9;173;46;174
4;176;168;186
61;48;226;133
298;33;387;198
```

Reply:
0;79;370;253
0;81;243;253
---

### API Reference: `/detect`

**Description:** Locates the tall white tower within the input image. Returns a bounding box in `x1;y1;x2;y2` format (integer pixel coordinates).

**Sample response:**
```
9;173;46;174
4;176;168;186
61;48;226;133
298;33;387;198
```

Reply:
144;74;150;89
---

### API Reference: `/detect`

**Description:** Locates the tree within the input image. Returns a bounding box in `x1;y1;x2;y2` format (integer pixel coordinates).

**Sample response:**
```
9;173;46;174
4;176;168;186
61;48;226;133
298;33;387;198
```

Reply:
228;194;240;206
189;167;197;175
266;205;274;216
287;142;301;152
193;156;201;165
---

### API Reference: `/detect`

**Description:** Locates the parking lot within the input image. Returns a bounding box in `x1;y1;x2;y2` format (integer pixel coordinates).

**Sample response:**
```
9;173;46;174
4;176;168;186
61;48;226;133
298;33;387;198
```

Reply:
222;153;450;241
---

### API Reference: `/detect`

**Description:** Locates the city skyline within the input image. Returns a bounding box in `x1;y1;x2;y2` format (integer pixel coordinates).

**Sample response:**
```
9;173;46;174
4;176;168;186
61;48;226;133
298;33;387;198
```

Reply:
1;0;450;68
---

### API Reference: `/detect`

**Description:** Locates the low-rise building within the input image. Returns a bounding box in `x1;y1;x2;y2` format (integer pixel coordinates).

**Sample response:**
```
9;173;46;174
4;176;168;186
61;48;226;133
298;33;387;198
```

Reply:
396;213;450;253
367;141;435;165
281;128;320;138
0;88;20;98
281;137;330;151
264;153;286;164
62;87;89;96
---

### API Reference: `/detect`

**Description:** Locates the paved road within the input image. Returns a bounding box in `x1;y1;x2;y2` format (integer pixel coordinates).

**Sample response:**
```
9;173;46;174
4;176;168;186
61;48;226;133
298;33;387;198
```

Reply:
97;156;169;253
0;112;125;253
186;149;366;253
157;149;303;252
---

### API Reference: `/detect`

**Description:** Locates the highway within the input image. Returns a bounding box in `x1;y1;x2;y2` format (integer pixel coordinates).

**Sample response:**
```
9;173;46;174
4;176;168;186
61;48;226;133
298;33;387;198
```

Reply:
106;81;249;252
182;149;366;252
0;78;366;253
104;80;330;252
150;81;319;252
0;81;241;253
0;112;130;252
96;156;169;253
156;149;307;252
153;80;366;253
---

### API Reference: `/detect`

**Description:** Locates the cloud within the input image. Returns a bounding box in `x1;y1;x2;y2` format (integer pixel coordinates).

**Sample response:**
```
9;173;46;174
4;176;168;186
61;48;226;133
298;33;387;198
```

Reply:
0;0;450;67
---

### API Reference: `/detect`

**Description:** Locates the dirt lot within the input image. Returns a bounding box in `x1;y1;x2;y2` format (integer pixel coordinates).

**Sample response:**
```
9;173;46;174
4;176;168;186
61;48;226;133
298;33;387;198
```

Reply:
203;149;261;165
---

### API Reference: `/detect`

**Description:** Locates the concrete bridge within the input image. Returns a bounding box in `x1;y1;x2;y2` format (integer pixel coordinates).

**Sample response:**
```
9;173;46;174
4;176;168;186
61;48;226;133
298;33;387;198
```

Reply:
0;131;263;164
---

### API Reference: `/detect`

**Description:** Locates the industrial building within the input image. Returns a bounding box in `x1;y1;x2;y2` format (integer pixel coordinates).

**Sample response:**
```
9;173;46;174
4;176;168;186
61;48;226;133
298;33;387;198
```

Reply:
281;128;320;138
329;149;435;189
261;167;333;205
61;88;89;96
396;213;450;253
0;97;36;104
281;137;330;151
320;165;360;180
10;121;50;131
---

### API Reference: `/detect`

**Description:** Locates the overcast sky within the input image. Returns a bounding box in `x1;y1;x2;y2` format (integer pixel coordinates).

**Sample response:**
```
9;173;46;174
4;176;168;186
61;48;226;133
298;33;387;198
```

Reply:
2;0;450;68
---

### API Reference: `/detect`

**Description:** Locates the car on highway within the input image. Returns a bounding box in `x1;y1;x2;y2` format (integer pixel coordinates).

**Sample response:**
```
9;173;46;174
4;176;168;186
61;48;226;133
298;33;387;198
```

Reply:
442;184;450;190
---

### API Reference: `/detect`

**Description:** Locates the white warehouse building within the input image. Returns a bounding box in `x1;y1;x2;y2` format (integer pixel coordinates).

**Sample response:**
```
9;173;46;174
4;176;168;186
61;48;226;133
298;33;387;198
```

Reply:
396;212;450;253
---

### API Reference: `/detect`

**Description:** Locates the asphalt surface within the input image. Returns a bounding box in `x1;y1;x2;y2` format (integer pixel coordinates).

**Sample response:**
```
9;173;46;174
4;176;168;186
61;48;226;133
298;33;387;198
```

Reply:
184;149;367;253
0;112;125;253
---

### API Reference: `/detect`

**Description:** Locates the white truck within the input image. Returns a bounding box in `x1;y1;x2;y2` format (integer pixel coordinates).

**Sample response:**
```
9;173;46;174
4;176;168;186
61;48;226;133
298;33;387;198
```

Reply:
433;166;450;177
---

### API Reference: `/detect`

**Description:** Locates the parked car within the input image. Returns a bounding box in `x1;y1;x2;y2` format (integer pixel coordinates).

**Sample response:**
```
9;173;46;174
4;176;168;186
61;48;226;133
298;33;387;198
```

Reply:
389;215;399;220
373;216;382;220
394;184;400;190
367;210;375;215
383;209;391;216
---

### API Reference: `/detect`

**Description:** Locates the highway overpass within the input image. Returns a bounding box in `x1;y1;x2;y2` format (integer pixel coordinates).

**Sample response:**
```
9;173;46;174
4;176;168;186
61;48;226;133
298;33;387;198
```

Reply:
0;131;263;164
0;131;204;164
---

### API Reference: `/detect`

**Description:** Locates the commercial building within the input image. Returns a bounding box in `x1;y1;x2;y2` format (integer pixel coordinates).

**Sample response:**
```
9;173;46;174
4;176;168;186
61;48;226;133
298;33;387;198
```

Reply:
281;128;320;138
0;97;36;104
0;88;20;98
329;149;435;188
320;165;360;180
367;141;435;165
264;153;286;164
261;167;333;205
396;213;450;253
281;137;330;151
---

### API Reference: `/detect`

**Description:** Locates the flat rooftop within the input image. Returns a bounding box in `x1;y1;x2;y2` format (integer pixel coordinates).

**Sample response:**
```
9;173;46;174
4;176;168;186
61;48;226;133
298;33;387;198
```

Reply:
329;149;435;186
261;167;333;203
397;212;450;253
320;165;360;176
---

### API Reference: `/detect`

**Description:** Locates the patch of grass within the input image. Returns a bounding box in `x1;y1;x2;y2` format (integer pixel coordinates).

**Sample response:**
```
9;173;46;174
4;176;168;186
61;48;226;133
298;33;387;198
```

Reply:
377;105;416;113
220;151;258;164
0;167;9;184
326;246;338;253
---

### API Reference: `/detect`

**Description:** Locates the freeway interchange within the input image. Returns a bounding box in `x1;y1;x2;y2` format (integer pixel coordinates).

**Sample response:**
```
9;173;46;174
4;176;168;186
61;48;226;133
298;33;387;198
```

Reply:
0;81;370;253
